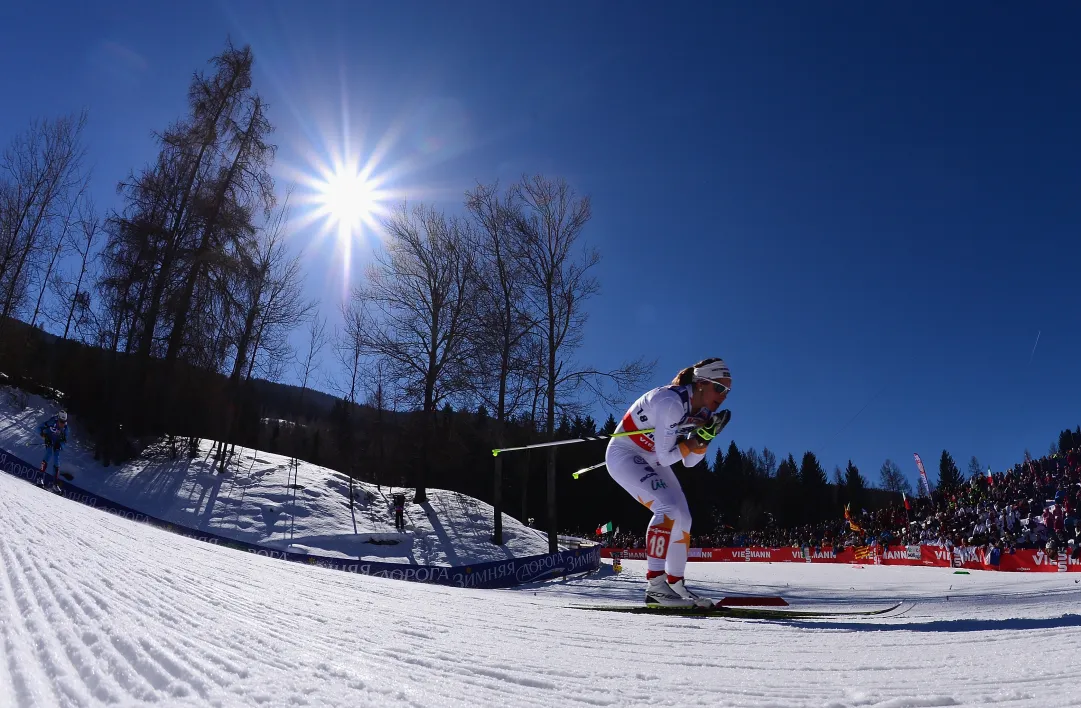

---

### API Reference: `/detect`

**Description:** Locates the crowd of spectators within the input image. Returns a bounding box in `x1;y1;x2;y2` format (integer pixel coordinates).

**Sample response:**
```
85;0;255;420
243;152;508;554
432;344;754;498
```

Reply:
896;447;1081;559
584;447;1081;560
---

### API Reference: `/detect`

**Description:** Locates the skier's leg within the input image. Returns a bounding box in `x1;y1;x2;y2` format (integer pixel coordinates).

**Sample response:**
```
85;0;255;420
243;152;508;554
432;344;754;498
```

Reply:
605;448;688;575
662;485;692;581
39;447;54;483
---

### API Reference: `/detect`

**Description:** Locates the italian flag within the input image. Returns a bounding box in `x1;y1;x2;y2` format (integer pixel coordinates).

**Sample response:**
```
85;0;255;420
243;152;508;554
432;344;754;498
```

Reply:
902;492;910;511
596;521;613;535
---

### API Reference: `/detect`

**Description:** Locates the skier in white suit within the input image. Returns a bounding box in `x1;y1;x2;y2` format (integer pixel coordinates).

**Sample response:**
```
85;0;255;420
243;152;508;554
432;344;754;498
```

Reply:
605;358;731;607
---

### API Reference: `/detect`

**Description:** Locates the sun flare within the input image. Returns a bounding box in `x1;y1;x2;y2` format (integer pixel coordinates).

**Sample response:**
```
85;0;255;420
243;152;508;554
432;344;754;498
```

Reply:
284;144;396;289
317;166;376;236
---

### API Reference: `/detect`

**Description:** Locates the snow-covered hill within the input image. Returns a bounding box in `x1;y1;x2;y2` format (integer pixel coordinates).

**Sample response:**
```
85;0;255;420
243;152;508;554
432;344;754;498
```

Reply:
0;387;552;564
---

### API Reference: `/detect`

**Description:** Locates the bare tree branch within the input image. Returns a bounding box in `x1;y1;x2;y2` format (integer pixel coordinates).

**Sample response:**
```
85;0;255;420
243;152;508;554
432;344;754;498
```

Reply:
354;202;480;501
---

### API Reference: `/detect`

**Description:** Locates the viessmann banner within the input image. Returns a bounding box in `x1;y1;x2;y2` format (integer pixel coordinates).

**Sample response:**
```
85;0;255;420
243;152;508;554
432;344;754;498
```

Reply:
0;447;599;588
603;545;1081;572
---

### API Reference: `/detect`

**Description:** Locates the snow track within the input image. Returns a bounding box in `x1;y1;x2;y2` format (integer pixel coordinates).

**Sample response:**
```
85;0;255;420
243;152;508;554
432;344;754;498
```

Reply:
4;471;1081;706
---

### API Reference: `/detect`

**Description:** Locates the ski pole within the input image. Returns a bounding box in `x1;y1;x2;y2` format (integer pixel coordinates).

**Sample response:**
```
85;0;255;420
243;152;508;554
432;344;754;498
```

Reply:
490;421;708;457
492;426;678;457
572;461;606;479
491;419;711;457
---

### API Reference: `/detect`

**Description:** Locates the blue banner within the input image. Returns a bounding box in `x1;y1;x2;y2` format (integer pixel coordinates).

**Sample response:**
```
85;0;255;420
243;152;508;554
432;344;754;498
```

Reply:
0;446;599;588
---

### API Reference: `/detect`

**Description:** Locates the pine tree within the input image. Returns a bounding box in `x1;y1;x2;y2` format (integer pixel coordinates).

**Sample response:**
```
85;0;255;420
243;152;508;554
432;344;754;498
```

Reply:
600;414;617;434
776;454;799;480
715;441;744;523
938;450;962;491
1058;427;1081;455
721;441;743;480
711;447;725;474
799;451;827;486
774;453;801;527
844;460;866;509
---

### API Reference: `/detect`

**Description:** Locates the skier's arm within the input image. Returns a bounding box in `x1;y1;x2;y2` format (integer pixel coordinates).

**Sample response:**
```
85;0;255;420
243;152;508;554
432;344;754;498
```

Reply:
653;394;707;467
680;410;730;467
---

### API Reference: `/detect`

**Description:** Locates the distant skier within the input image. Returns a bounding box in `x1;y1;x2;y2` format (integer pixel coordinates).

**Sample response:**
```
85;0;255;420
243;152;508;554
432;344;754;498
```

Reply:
605;358;731;607
393;493;406;531
38;410;69;491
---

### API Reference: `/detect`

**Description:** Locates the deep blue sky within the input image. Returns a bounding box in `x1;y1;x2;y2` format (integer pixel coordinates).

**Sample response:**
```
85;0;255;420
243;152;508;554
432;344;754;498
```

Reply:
3;2;1080;490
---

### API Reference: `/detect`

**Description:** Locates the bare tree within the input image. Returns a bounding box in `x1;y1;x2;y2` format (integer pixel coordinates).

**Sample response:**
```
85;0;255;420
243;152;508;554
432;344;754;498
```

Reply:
465;180;539;543
760;447;778;478
163;91;276;366
216;195;313;471
91;41;275;444
0;111;88;346
296;314;329;418
363;357;402;488
232;192;313;383
132;60;242;360
52;193;102;340
356;202;480;503
329;297;370;524
280;312;328;531
333;297;368;407
878;459;913;495
97;43;261;388
967;456;983;480
29;176;88;330
510;174;651;552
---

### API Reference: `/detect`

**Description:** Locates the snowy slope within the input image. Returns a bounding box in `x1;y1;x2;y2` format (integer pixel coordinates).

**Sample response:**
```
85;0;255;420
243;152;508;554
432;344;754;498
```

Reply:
0;387;552;564
4;469;1081;707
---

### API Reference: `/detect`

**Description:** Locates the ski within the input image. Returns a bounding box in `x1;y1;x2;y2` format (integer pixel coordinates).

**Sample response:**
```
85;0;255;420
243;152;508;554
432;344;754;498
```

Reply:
717;595;788;607
570;601;904;620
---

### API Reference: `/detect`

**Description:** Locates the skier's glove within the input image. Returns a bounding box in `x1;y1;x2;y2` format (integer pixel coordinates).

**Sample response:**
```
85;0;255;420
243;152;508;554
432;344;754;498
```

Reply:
694;409;730;442
677;435;709;458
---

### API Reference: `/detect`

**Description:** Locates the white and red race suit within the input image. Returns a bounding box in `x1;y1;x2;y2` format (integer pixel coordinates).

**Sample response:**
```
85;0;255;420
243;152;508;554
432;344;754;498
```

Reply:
605;384;707;578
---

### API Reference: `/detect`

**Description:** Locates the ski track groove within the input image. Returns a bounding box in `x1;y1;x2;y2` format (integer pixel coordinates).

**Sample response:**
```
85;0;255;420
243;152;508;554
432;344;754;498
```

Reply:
2;510;91;707
17;549;121;704
0;532;39;708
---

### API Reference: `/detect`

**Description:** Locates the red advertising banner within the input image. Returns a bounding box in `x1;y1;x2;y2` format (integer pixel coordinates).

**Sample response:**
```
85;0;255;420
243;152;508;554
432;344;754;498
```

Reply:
600;545;1081;572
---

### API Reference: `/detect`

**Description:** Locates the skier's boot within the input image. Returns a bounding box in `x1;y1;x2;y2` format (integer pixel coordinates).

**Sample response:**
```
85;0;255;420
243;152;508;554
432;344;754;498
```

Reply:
666;576;714;608
645;573;695;607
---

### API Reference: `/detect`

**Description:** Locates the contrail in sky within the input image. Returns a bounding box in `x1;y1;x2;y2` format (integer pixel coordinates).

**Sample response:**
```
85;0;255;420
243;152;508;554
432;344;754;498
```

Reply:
1029;330;1041;365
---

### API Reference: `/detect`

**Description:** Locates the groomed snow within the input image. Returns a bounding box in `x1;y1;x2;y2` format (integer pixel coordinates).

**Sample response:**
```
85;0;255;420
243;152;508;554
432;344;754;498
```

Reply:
4;468;1081;707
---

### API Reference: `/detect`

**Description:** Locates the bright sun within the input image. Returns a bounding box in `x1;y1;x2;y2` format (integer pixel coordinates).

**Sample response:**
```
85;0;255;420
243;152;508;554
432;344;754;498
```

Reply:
318;167;375;235
280;114;408;290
